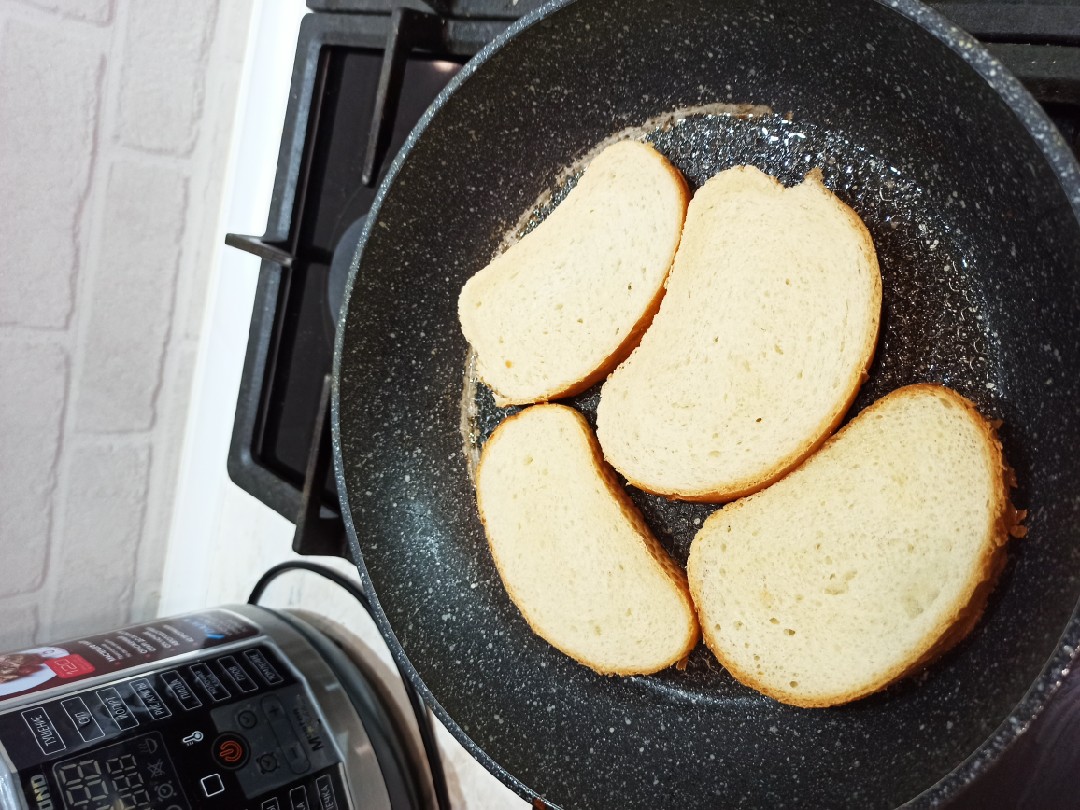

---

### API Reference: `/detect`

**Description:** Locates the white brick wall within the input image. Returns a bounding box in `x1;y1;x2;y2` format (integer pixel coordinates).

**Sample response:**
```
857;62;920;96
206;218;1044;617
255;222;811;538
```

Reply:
0;0;254;649
116;2;219;155
0;17;102;329
19;0;114;25
0;340;66;593
73;161;188;432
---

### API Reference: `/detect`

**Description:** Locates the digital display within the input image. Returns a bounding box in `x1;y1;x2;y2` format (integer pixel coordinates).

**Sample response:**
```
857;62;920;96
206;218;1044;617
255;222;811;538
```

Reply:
51;732;188;810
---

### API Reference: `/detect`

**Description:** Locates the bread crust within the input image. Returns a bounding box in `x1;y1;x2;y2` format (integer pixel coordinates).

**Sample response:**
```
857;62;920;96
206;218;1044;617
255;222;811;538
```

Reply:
468;143;691;407
476;404;700;676
603;167;882;502
690;383;1021;707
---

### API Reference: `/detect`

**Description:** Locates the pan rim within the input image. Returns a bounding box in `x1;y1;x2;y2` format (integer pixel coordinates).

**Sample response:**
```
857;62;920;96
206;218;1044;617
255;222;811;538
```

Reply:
330;0;1080;807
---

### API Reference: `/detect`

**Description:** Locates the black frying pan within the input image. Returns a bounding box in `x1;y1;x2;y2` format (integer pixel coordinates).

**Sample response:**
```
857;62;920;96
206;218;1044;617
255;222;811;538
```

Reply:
332;1;1080;807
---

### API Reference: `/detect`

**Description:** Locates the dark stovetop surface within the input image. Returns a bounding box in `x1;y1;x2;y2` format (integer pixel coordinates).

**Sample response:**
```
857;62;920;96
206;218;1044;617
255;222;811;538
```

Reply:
225;2;1080;807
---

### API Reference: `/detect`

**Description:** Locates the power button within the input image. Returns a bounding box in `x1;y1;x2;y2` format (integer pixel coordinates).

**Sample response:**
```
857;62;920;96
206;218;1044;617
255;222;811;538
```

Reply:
212;732;249;770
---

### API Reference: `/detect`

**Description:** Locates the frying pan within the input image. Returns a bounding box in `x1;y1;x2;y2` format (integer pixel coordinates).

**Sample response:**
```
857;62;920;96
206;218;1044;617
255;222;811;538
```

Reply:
331;0;1080;807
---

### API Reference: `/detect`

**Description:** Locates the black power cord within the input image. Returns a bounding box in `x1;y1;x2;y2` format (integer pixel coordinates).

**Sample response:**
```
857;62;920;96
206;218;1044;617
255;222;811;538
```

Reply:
249;561;452;810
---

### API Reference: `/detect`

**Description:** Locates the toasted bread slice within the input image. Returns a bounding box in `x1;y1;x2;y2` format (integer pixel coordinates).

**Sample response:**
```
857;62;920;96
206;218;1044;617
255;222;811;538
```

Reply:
596;165;881;501
459;141;689;406
476;404;699;675
686;384;1018;707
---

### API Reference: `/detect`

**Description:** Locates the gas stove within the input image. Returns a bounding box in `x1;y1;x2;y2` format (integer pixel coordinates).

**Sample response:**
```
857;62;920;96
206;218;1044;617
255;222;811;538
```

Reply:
222;2;1080;808
225;1;548;558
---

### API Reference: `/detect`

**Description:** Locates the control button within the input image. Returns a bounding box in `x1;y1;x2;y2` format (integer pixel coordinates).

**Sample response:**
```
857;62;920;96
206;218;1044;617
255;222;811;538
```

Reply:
315;774;338;810
20;707;66;755
262;695;310;774
96;686;138;730
189;663;231;702
60;696;105;742
261;695;286;722
290;785;310;810
200;773;225;798
218;655;258;693
262;799;282;810
256;752;279;774
283;740;310;775
161;670;202;710
244;649;283;685
130;678;172;720
237;708;259;730
212;732;249;770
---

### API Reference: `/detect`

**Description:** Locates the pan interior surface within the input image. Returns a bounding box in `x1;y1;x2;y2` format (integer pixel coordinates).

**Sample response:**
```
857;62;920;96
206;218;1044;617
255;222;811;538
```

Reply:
334;1;1080;808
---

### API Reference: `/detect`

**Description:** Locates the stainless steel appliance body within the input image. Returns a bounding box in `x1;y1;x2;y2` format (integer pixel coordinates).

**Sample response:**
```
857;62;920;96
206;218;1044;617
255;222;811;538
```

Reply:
0;606;413;810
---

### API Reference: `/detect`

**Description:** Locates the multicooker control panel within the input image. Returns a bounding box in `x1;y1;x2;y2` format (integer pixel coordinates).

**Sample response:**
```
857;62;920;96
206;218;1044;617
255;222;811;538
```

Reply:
0;611;349;810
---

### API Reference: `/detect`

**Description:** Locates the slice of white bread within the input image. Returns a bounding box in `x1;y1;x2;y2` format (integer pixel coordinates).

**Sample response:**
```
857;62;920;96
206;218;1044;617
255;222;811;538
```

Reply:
686;384;1021;707
458;141;689;406
476;404;699;675
596;165;882;501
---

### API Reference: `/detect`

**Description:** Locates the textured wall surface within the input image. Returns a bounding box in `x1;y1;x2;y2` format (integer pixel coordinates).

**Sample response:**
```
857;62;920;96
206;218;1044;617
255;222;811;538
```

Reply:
0;0;253;648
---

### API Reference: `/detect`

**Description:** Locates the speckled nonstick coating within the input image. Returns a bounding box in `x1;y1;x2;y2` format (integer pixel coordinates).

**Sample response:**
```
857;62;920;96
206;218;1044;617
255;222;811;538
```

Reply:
331;1;1080;807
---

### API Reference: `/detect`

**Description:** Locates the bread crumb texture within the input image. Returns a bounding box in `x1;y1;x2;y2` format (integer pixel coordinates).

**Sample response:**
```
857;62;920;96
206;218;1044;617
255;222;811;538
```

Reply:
597;165;881;501
687;384;1016;707
458;141;688;406
476;404;699;675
